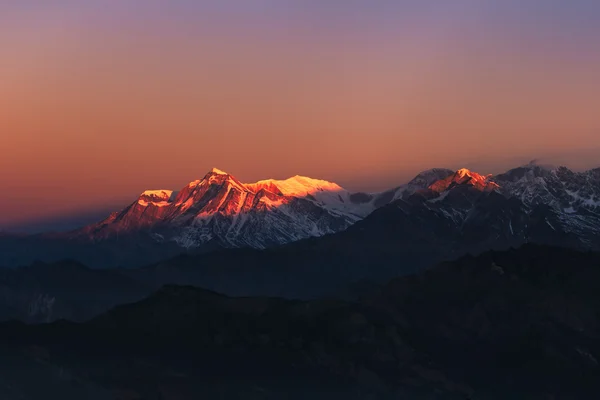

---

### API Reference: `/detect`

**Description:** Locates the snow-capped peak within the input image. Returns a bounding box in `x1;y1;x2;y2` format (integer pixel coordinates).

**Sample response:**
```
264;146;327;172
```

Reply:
140;190;174;199
209;167;229;175
455;168;473;178
248;175;344;197
185;168;233;188
405;168;455;190
429;168;499;192
137;190;175;207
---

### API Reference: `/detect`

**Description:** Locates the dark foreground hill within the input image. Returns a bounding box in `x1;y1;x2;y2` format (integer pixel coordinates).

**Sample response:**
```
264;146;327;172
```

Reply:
0;260;151;323
0;245;598;399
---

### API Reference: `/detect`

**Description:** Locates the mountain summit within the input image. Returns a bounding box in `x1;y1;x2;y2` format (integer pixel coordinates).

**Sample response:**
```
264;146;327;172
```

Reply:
429;168;500;193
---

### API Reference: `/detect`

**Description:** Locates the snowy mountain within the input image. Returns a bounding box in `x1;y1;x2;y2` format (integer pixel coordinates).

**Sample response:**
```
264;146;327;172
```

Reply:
2;163;600;269
74;168;385;250
65;167;462;256
371;163;600;255
494;163;600;211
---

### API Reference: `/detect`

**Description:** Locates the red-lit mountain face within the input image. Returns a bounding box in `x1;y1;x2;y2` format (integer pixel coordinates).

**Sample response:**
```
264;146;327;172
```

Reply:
73;167;460;251
429;168;500;193
75;168;382;249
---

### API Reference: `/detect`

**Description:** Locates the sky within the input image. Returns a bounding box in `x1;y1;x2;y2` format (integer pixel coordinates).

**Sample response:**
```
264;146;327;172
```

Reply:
2;1;600;232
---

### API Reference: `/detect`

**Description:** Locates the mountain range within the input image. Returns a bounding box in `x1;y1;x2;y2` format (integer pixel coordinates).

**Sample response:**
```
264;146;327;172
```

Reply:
0;161;599;322
1;162;599;269
1;162;600;398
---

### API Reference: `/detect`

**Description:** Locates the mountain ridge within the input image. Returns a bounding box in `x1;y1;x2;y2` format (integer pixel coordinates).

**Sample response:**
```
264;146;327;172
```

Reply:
67;167;454;254
1;163;600;269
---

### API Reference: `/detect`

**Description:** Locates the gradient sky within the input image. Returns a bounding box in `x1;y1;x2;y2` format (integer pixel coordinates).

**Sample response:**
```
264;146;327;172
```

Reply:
2;1;600;231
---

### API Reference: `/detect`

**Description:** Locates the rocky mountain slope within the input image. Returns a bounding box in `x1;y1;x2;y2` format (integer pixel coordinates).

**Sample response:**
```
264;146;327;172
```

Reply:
493;163;600;247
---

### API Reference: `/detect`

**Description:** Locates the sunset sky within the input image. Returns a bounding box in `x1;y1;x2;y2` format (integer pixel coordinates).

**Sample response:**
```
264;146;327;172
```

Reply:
2;1;600;231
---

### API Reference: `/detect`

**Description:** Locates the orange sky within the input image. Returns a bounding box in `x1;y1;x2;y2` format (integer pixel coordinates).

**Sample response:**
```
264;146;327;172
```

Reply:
2;2;600;230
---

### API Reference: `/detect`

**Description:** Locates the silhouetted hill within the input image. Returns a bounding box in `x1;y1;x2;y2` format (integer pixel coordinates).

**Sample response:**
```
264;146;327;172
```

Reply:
0;245;598;398
0;260;151;323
